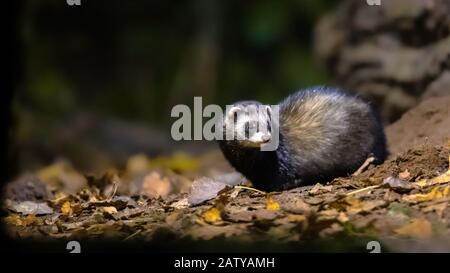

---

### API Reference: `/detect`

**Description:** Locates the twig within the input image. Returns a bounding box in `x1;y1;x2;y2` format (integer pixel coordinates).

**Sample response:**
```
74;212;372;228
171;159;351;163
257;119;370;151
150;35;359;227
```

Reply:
123;229;141;241
346;185;380;196
352;156;375;177
107;175;120;201
234;185;267;195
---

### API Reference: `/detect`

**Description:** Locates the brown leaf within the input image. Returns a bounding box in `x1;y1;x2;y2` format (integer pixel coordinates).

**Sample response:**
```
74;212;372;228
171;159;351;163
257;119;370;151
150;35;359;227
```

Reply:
382;176;414;193
399;169;411;180
309;183;333;195
280;198;314;214
187;177;229;206
9;201;53;215
126;154;150;175
423;202;448;218
189;224;248;240
346;198;386;214
170;198;189;209
395;219;433;239
141;172;172;199
38;161;87;193
273;214;307;225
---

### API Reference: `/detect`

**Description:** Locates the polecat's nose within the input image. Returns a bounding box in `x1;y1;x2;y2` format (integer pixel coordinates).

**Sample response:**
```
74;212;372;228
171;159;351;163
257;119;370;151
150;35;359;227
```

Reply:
261;133;270;142
249;132;270;143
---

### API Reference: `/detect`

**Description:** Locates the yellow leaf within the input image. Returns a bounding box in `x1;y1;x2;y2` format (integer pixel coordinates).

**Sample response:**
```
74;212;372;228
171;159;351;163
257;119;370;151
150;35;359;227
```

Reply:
148;153;199;173
4;214;36;226
430;172;450;185
403;186;449;203
202;207;222;223
414;155;450;188
266;196;280;211
414;179;428;187
395;219;433;239
61;201;73;216
102;206;118;214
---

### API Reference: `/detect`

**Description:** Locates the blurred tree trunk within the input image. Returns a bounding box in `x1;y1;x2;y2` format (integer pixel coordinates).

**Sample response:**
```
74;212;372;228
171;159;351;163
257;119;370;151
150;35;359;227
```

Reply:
314;0;450;123
4;1;22;184
169;0;221;106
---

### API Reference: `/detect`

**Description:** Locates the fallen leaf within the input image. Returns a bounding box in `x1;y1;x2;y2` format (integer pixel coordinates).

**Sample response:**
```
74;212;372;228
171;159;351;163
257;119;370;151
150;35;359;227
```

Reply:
266;196;280;211
279;198;313;214
85;170;120;196
273;214;307;225
9;201;54;215
402;186;450;203
126;154;150;175
303;196;323;205
61;201;73;216
187;177;229;206
202;207;222;223
165;211;180;225
213;172;245;186
188;224;248;240
382;177;414;193
346;198;386;214
317;209;339;221
4;214;37;226
414;158;450;188
423;202;448;218
141;172;172;199
395;218;433;239
102;206;118;214
170;198;189;209
253;209;281;220
148;153;199;173
112;207;144;220
337;212;349;223
319;223;344;238
37;161;87;193
399;169;411;180
309;183;333;195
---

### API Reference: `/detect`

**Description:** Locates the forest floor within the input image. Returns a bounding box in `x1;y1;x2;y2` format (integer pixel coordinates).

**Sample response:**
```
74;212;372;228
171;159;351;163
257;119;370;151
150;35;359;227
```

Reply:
2;96;450;252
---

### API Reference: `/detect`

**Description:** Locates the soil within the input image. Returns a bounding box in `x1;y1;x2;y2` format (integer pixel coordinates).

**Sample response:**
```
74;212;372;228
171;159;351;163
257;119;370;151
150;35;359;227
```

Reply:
386;95;450;156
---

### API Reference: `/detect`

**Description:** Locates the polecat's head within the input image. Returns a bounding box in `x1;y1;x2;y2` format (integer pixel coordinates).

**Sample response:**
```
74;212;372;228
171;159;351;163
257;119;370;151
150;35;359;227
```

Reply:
223;101;273;148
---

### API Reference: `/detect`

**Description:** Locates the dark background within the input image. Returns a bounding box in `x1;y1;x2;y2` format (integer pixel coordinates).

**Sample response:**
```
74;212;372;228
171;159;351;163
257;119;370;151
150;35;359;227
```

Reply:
8;0;336;177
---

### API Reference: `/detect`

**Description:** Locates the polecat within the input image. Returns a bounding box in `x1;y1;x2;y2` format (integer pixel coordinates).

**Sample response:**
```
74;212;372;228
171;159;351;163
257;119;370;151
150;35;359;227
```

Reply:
218;86;387;191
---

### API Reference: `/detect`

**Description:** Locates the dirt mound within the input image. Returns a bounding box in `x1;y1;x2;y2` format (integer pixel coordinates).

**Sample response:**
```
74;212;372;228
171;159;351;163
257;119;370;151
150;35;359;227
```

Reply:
386;95;450;157
356;145;449;186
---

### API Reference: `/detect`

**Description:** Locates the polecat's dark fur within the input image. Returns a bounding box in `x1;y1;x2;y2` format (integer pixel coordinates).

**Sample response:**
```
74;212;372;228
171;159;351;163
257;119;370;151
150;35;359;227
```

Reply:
218;86;387;191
